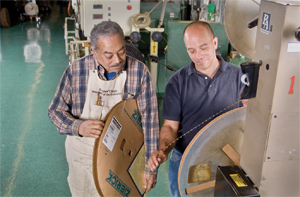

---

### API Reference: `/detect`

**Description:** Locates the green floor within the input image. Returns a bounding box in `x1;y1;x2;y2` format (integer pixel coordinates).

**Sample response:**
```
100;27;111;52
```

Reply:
0;2;170;197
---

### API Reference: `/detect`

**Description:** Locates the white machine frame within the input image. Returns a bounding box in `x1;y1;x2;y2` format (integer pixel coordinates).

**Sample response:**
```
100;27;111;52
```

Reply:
240;0;299;196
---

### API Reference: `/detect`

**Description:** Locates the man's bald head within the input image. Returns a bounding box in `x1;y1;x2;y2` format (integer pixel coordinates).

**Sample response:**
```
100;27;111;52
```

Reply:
183;21;215;40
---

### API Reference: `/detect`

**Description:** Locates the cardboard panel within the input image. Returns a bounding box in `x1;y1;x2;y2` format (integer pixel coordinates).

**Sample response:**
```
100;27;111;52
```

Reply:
93;99;145;197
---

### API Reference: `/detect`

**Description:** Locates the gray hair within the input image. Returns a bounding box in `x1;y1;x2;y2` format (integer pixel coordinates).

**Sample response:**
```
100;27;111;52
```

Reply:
90;21;125;50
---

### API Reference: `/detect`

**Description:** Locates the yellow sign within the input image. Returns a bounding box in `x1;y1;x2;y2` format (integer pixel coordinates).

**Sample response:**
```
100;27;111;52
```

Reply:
230;174;248;187
152;41;157;55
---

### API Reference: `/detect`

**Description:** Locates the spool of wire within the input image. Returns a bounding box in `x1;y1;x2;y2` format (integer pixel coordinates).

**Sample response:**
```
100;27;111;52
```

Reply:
25;2;39;16
133;12;151;29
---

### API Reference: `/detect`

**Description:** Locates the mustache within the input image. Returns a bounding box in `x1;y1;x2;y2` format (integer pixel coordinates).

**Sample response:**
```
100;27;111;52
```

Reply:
110;62;124;68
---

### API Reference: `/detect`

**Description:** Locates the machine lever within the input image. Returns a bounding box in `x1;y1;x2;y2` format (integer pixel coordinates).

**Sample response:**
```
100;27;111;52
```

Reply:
295;26;300;42
239;61;261;99
248;18;258;29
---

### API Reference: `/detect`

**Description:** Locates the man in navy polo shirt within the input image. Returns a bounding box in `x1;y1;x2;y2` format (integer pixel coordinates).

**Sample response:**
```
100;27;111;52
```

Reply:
147;21;246;196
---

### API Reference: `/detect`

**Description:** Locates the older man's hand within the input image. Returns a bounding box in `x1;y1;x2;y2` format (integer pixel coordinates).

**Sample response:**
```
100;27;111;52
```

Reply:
79;120;105;138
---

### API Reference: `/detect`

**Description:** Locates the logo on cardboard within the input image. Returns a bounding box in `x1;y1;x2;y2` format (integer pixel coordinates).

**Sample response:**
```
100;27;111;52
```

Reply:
124;109;143;132
106;170;131;197
132;109;142;128
261;12;271;34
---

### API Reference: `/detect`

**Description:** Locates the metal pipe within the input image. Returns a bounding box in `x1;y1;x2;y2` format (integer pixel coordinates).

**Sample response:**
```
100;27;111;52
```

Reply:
158;0;168;28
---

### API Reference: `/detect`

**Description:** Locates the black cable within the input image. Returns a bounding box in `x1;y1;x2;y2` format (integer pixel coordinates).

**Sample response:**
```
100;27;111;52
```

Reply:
148;55;177;72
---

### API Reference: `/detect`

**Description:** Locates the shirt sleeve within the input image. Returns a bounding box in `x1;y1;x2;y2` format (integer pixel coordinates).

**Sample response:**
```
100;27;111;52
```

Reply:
136;66;159;175
48;66;83;136
162;74;182;121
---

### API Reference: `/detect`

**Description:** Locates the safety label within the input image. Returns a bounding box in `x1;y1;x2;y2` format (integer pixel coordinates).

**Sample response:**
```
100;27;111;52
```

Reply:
287;42;300;53
230;173;248;187
152;41;157;54
103;116;122;151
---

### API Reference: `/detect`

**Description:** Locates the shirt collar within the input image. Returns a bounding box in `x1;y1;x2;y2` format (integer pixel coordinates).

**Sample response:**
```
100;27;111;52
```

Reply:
217;55;230;72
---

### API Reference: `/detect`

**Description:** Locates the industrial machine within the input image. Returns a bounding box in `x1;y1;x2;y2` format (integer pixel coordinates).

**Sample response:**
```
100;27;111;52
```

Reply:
22;0;42;27
71;0;140;38
239;1;299;195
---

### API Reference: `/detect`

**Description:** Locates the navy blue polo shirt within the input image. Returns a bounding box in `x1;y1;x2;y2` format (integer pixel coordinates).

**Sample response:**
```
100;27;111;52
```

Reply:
163;55;243;153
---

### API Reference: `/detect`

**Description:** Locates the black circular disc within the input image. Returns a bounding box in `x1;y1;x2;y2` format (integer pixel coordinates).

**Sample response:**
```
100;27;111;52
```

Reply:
152;32;163;42
129;31;141;43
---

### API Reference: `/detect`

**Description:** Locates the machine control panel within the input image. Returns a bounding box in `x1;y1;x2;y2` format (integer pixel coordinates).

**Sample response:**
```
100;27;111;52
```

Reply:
83;0;140;37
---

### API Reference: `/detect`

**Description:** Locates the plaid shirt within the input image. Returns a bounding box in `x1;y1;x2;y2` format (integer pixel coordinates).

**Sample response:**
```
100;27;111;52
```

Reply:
48;54;159;174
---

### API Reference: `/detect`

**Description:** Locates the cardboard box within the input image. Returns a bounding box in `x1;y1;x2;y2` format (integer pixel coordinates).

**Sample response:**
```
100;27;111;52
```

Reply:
93;99;145;197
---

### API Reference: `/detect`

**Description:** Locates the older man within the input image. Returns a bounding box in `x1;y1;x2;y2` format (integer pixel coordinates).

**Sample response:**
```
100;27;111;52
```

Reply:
48;21;159;196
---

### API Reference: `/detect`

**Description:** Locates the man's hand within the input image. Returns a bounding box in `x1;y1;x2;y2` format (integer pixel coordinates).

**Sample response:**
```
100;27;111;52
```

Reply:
78;120;105;138
144;173;157;193
147;150;168;172
242;99;248;107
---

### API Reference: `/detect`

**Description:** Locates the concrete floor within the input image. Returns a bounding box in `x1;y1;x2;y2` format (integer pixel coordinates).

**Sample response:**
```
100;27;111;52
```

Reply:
0;2;170;197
